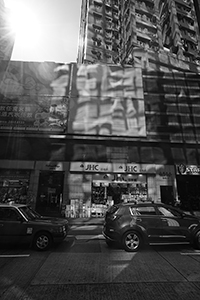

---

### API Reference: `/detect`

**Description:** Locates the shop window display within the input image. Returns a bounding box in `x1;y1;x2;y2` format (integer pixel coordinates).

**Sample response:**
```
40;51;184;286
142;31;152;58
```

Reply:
0;170;30;204
91;179;148;216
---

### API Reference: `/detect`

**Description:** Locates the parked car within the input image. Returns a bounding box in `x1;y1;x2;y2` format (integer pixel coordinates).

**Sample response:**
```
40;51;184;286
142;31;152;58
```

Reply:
103;202;200;252
0;203;69;251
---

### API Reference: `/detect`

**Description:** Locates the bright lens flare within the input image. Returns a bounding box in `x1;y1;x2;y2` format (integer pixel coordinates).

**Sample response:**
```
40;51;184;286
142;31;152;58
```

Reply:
7;4;41;46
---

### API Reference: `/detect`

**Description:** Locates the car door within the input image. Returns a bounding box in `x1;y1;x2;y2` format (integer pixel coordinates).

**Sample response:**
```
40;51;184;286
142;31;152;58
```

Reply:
131;205;163;243
157;206;199;243
0;207;29;244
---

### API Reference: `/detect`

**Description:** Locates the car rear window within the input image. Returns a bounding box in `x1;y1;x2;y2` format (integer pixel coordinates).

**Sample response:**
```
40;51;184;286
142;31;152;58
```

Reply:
107;205;119;214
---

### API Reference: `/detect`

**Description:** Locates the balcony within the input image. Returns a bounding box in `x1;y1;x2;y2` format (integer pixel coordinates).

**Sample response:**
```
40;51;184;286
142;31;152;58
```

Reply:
105;32;112;39
179;20;195;32
181;32;198;45
137;29;151;41
136;13;156;28
105;9;112;17
93;9;103;17
105;0;111;7
176;7;192;20
112;24;120;31
105;21;112;29
175;0;191;8
113;12;119;20
135;2;154;14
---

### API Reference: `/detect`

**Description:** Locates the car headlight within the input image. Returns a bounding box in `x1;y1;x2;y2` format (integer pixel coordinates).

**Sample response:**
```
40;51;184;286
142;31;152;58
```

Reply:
51;226;64;233
59;226;66;233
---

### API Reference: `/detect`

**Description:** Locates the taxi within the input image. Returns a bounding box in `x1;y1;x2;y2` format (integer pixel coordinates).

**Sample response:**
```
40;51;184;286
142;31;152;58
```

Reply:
0;203;69;251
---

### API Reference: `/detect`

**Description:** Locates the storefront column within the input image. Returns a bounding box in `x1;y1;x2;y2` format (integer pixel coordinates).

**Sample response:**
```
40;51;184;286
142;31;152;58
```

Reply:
30;169;40;209
147;175;156;202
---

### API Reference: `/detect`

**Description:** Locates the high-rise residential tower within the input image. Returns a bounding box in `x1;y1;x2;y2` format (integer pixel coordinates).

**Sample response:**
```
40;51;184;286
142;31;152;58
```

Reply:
77;0;200;66
193;0;200;33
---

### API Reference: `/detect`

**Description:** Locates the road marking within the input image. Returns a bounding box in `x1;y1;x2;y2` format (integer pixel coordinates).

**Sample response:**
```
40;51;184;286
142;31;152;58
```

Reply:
0;254;30;258
181;252;200;256
88;234;105;240
67;234;105;241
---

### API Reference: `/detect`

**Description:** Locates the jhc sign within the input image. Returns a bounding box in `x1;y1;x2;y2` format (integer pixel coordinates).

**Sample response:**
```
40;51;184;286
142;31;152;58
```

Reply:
70;162;156;174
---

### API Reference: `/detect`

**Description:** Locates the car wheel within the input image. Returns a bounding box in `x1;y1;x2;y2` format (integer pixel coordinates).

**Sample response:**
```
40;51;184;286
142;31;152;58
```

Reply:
194;231;200;249
105;239;115;248
33;232;52;251
122;231;142;252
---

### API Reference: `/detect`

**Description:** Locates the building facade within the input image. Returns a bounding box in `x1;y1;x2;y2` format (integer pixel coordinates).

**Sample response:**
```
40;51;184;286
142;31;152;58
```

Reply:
1;0;200;218
1;60;200;218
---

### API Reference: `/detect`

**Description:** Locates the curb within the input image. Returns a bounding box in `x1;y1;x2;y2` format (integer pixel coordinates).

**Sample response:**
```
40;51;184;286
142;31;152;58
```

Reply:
67;217;104;226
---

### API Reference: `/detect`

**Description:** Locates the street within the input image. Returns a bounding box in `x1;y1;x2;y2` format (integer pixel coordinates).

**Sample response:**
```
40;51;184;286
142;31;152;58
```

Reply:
0;224;200;300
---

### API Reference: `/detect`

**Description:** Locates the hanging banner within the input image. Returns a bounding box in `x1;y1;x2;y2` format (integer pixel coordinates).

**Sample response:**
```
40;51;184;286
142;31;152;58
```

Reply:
0;61;70;133
68;64;146;137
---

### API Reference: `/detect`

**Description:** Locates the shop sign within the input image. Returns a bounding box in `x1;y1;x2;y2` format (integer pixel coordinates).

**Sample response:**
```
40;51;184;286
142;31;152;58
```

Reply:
93;174;142;183
158;171;172;178
45;162;63;171
70;162;156;174
177;164;200;175
111;174;138;182
71;162;113;173
114;164;157;173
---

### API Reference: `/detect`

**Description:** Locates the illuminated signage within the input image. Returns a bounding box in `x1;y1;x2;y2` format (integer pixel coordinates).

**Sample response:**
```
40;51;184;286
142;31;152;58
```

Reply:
177;164;200;175
70;162;156;174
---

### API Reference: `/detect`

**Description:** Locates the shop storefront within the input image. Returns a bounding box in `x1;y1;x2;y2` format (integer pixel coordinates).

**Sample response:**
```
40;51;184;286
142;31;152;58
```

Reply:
176;164;200;211
90;173;147;217
66;162;176;218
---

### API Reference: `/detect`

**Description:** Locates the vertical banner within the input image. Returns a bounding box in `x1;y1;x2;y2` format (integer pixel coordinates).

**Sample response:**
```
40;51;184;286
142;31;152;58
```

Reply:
68;64;146;137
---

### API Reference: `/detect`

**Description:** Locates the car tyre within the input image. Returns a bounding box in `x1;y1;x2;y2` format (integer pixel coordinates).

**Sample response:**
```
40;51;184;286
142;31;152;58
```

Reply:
33;232;52;251
194;231;200;249
122;231;142;252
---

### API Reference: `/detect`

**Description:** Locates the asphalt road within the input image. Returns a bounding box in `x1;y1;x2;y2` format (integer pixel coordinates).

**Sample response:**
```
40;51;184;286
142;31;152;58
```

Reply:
0;225;200;300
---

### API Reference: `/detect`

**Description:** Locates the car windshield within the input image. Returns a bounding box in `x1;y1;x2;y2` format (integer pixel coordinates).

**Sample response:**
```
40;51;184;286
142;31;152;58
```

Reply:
19;206;41;220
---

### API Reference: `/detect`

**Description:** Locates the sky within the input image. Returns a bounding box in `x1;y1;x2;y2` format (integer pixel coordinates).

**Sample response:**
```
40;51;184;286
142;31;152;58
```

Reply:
4;0;82;63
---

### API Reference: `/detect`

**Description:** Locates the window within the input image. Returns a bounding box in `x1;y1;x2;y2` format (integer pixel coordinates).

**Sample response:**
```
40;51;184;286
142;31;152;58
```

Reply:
0;208;20;221
158;207;181;217
131;206;156;215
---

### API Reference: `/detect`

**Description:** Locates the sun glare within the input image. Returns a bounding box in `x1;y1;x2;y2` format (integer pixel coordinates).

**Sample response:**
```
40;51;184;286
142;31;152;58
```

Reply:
6;2;41;47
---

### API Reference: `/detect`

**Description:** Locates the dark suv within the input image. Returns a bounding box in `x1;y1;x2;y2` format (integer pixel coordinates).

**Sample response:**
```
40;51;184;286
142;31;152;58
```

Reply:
103;202;200;252
0;203;69;251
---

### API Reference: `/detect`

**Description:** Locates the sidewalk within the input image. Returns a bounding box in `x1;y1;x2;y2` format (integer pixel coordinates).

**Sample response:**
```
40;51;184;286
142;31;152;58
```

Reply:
67;217;104;226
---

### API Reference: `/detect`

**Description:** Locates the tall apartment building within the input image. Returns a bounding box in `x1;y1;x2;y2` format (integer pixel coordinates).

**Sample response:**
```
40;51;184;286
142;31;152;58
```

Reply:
193;0;200;32
77;0;200;66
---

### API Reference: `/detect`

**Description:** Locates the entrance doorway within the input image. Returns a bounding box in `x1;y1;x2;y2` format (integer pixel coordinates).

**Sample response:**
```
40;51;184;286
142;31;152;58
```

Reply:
176;175;200;211
36;171;64;216
160;186;174;206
